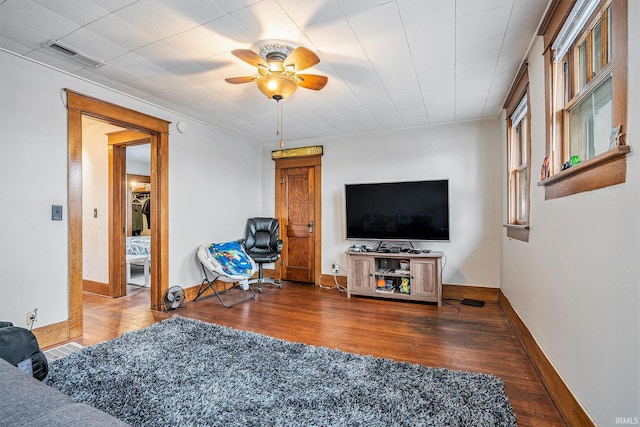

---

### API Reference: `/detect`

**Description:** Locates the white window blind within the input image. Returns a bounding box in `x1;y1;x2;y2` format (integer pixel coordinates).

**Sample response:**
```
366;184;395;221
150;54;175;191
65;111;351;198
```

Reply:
551;0;600;63
511;94;528;127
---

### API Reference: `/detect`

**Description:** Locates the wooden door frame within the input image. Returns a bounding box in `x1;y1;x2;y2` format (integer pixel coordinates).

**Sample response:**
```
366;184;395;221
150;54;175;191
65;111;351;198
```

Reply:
274;155;322;284
66;90;170;339
107;131;151;298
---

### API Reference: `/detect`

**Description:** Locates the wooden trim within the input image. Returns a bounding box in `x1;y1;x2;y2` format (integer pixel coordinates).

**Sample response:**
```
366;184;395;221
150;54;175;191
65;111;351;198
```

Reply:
538;145;630;199
442;284;499;302
272;145;323;159
107;130;150;146
127;174;150;186
503;63;529;113
66;90;170;344
540;0;577;49
504;224;530;242
67;107;83;340
108;143;127;298
499;290;594;426
151;131;169;311
66;90;169;133
611;0;627;134
318;274;348;289
82;280;110;296
32;321;70;350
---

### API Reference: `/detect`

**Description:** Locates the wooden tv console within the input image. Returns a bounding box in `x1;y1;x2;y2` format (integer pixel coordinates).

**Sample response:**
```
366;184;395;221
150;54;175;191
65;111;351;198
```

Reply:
346;250;442;306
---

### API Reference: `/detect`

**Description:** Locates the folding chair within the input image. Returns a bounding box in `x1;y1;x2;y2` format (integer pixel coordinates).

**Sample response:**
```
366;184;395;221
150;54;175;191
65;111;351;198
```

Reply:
195;242;256;307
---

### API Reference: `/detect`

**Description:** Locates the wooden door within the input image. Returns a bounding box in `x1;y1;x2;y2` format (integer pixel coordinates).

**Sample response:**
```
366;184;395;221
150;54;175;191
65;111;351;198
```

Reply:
275;155;322;284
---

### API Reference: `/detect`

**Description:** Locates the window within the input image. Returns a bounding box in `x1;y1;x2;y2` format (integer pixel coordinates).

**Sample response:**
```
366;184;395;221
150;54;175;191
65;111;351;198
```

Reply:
504;64;530;242
539;0;628;199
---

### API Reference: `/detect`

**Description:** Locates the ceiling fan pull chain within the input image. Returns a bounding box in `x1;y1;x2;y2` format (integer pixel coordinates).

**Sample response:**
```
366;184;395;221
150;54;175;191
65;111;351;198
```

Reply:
277;98;284;148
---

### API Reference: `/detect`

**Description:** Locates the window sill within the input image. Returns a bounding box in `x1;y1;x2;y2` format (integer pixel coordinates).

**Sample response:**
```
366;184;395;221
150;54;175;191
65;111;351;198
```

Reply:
503;224;530;242
537;145;631;200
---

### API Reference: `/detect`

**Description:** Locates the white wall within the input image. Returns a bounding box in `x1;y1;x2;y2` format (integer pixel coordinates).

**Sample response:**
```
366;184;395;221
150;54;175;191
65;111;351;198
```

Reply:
261;120;503;287
0;51;262;328
500;2;640;422
81;118;123;284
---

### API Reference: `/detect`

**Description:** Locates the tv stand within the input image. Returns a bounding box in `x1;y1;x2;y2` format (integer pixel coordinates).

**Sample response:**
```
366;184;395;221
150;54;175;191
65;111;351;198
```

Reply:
346;250;442;306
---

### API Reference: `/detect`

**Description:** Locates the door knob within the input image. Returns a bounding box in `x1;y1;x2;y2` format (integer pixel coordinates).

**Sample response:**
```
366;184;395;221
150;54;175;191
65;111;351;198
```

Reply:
308;221;313;233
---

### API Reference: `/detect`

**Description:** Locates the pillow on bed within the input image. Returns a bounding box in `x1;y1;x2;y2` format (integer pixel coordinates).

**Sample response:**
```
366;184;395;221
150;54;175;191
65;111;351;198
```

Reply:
207;241;254;276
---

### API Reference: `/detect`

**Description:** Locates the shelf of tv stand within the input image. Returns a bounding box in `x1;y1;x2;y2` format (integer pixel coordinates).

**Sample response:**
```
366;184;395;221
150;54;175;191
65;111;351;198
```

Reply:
346;250;442;306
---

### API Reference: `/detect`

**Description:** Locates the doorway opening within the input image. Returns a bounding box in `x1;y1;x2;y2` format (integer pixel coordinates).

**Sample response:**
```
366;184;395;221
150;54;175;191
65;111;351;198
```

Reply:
66;90;169;340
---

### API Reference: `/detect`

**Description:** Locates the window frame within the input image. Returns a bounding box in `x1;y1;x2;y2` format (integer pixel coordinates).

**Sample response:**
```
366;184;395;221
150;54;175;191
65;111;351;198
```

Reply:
538;0;628;200
504;64;531;242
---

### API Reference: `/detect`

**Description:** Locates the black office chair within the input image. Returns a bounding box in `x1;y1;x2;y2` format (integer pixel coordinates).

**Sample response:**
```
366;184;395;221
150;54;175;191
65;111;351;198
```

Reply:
242;217;284;293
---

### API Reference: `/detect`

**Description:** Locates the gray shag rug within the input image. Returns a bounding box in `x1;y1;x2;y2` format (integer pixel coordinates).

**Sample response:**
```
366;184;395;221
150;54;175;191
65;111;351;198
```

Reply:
48;316;516;426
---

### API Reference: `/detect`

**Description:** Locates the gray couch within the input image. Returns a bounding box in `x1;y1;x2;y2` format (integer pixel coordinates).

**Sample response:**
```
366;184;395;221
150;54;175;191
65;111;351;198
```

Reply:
0;358;128;426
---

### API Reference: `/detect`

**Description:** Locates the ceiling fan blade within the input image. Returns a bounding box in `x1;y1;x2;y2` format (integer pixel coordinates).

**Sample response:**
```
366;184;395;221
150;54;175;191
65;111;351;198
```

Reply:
225;76;257;84
296;74;328;91
283;47;320;72
231;49;268;68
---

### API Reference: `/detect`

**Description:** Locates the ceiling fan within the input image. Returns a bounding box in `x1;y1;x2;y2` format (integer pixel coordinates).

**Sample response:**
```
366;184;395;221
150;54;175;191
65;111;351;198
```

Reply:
225;41;328;100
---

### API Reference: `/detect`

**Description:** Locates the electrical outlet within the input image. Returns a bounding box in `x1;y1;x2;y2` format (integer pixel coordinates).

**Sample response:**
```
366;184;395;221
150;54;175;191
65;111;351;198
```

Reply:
27;309;37;328
331;263;340;274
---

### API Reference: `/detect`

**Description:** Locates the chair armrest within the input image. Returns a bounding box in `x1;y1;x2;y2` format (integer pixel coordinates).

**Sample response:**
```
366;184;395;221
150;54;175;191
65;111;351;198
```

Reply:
276;239;283;253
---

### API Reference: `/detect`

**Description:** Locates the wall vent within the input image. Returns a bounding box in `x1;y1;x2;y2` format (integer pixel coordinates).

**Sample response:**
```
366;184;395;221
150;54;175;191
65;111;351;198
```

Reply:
42;40;106;68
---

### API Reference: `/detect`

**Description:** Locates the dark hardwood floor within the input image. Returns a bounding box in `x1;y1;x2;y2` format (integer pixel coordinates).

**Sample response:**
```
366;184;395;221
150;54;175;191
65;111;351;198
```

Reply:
76;282;566;426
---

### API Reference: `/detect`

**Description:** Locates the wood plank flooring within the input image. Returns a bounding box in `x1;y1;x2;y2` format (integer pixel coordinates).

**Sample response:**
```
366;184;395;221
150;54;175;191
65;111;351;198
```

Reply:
76;282;566;426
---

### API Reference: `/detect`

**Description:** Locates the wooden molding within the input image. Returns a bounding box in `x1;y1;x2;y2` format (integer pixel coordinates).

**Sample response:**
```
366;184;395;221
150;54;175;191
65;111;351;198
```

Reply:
538;145;630;199
32;321;70;350
82;280;110;296
272;145;323;159
442;284;499;302
66;89;170;340
499;290;594;426
318;274;348;289
504;225;530;242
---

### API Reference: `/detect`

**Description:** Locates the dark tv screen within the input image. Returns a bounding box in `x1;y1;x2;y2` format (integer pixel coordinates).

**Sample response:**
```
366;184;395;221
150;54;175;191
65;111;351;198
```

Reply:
345;180;449;241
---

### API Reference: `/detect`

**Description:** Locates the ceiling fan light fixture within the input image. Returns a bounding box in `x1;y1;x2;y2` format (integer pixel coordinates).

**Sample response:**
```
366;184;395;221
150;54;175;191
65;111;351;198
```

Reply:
257;74;298;100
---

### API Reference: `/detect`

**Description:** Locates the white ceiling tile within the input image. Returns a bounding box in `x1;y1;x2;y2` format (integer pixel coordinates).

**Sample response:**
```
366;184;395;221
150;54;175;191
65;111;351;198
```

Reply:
275;0;344;27
60;27;128;61
231;0;297;40
88;0;139;13
0;33;31;54
153;0;226;27
30;0;111;26
0;15;47;51
24;48;85;73
1;0;79;40
456;0;514;17
456;6;511;42
107;52;166;78
134;40;195;70
0;0;548;144
336;0;391;16
113;0;195;39
84;14;154;51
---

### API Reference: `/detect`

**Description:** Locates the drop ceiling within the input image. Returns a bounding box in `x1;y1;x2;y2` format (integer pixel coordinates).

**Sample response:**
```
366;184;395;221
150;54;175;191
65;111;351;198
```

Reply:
0;0;549;145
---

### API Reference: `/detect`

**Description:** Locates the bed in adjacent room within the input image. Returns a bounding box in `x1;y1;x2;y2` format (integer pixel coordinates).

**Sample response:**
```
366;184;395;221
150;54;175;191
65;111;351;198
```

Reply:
126;236;150;286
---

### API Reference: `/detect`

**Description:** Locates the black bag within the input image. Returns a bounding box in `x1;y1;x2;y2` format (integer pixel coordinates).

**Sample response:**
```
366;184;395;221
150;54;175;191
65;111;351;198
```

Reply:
0;322;49;381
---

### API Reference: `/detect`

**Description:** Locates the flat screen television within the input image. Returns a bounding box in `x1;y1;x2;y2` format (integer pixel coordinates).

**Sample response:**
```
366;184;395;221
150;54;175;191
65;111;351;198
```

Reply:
345;180;449;241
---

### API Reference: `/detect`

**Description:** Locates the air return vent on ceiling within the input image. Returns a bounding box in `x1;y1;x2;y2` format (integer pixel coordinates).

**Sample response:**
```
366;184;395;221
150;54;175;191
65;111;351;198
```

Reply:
42;40;105;68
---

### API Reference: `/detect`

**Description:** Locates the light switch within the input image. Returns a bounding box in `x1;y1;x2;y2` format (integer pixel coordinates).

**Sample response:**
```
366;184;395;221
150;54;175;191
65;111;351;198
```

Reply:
52;205;63;221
